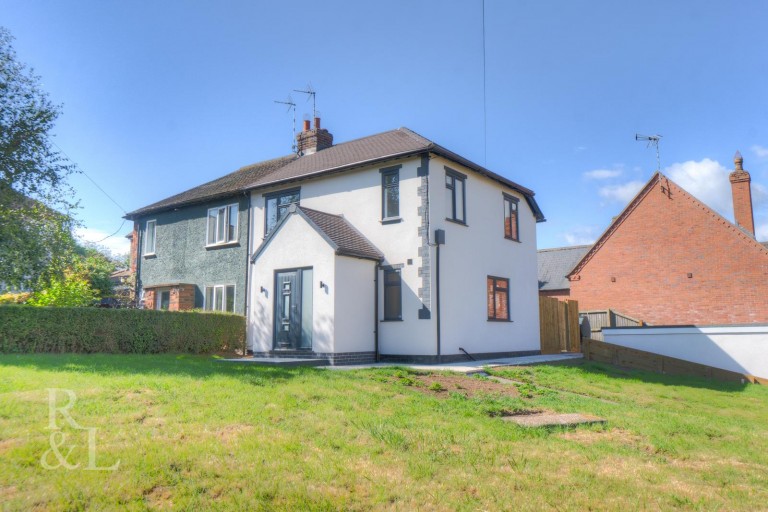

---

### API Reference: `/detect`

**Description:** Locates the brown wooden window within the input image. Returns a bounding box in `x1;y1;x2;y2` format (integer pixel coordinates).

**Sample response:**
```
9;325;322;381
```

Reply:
487;276;510;321
503;194;519;241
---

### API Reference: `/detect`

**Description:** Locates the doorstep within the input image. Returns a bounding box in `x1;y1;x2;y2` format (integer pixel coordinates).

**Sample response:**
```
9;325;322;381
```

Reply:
217;357;328;367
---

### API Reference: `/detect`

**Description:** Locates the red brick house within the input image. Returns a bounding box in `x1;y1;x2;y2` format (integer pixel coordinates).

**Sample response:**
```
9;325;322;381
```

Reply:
567;152;768;326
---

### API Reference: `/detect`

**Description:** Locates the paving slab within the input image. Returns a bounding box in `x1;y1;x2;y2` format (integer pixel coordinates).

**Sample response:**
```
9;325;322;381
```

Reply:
502;412;606;428
218;357;327;367
323;353;583;373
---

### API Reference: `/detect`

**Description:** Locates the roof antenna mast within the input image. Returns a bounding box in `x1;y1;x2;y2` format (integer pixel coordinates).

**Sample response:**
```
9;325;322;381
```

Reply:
635;133;663;171
274;95;297;153
294;84;317;120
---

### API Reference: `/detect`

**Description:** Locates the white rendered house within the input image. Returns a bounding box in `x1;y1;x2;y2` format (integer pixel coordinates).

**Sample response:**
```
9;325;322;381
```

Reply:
246;121;545;364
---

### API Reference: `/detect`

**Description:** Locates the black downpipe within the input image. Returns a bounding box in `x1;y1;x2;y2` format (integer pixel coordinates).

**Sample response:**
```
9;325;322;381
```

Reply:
242;192;252;356
435;243;441;363
373;265;379;362
135;222;142;307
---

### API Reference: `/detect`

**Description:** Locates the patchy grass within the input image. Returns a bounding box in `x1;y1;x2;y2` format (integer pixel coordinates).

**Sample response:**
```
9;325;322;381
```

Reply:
1;355;767;511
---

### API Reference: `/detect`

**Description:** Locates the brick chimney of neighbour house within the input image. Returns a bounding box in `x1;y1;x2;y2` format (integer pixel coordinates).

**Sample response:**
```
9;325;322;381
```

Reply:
296;117;333;155
729;151;755;237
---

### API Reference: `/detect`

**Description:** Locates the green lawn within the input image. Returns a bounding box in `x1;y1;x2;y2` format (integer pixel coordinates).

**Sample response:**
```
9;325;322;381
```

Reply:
1;355;766;511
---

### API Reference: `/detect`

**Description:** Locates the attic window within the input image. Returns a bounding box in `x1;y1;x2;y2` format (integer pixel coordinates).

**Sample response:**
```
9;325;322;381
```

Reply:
207;204;238;246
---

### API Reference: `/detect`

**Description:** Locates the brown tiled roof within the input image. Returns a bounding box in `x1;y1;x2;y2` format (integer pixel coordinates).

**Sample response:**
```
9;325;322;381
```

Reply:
251;205;384;262
126;127;544;222
126;155;296;217
299;206;384;261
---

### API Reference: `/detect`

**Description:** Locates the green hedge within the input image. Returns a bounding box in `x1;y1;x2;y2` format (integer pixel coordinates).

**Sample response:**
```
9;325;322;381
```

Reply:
0;306;245;354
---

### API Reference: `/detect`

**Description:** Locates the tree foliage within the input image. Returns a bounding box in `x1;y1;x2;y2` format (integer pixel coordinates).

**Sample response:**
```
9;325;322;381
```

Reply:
0;26;77;289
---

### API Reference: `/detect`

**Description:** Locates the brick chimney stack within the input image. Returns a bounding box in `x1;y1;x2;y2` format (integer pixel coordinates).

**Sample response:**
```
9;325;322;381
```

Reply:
296;117;333;155
729;150;755;236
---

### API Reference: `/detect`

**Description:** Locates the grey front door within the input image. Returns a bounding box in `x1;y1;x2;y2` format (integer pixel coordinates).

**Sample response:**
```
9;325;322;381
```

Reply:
274;268;313;350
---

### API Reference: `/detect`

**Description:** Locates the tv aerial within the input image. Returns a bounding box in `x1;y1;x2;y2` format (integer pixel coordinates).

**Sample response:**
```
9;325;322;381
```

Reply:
274;95;297;153
635;133;663;171
294;84;317;120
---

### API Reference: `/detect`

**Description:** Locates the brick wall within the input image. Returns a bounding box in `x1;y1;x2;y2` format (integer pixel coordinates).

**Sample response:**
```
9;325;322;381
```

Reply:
170;285;195;311
129;221;139;273
144;285;195;311
144;289;155;310
569;174;768;325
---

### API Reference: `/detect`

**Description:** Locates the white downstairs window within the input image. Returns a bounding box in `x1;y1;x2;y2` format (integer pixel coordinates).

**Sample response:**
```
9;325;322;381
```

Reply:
205;285;235;313
206;204;238;246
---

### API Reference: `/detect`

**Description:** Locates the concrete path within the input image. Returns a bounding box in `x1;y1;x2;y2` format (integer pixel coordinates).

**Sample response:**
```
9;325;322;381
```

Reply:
323;353;583;374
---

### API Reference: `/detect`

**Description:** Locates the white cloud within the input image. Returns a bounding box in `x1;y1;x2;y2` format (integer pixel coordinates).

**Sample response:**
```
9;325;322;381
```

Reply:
562;226;599;246
751;145;768;159
583;168;622;180
665;158;732;217
756;222;768;242
598;181;645;203
575;146;587;152
75;227;131;257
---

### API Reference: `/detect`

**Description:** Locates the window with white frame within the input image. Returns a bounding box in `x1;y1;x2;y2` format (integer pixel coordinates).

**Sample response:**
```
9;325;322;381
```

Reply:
207;204;238;246
205;285;235;312
144;220;157;255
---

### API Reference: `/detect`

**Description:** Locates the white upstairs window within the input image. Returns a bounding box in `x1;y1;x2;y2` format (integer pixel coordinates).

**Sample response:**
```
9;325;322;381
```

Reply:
207;204;238;246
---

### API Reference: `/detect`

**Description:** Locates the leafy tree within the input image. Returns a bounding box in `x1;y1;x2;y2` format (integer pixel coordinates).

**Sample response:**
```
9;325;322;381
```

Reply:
76;244;119;297
0;26;77;289
26;269;98;307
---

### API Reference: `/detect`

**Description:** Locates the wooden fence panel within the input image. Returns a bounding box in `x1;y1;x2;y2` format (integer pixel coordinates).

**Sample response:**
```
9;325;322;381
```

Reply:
567;300;580;352
539;296;561;354
539;296;580;354
580;309;642;341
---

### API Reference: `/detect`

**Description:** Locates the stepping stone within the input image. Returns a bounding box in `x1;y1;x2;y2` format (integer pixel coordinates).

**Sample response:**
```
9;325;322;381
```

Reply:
502;412;605;428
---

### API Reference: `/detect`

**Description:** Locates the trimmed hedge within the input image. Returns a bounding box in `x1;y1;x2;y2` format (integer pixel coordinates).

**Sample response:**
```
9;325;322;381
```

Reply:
0;306;245;354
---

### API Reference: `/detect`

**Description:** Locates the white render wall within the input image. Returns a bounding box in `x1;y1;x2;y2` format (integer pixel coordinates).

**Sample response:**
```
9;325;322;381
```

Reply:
603;326;768;379
249;156;436;355
333;256;376;354
249;214;336;353
247;153;541;357
428;156;541;356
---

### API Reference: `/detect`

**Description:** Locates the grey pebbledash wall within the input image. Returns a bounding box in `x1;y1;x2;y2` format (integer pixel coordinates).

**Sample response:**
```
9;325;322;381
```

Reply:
137;195;250;315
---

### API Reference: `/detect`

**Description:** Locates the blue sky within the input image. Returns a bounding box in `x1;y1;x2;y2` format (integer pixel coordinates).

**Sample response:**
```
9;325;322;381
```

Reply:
4;0;768;254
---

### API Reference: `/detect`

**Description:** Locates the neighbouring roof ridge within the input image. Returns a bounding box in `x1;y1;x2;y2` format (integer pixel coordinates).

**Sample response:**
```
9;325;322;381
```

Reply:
538;244;593;253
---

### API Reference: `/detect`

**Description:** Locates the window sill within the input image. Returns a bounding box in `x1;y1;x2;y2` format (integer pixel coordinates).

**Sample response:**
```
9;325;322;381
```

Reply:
143;253;157;259
487;318;513;322
381;217;402;225
504;237;521;243
445;218;468;227
205;242;240;250
380;319;403;322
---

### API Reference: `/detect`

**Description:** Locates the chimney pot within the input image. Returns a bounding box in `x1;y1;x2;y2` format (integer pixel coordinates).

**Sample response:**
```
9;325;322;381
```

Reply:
734;150;743;170
296;119;333;155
